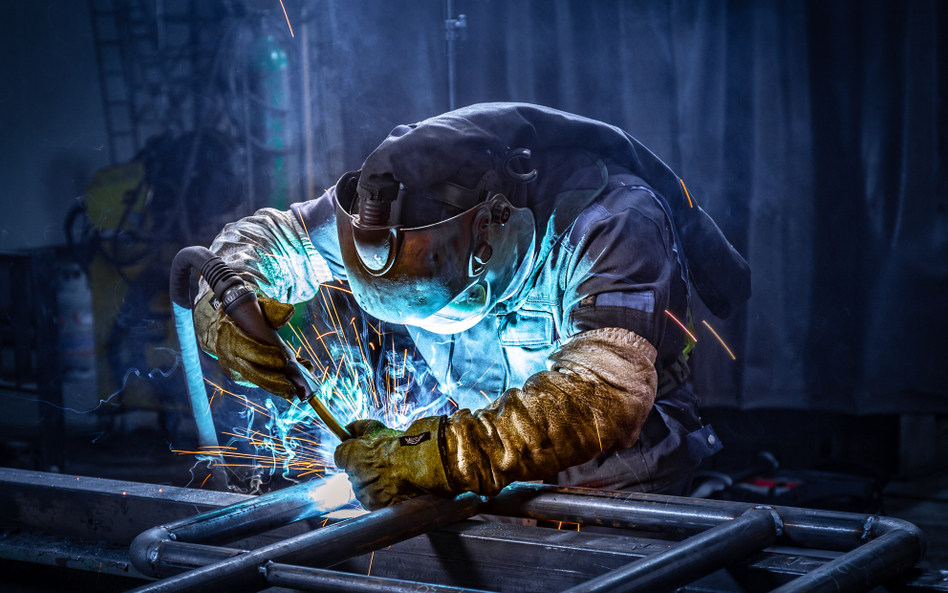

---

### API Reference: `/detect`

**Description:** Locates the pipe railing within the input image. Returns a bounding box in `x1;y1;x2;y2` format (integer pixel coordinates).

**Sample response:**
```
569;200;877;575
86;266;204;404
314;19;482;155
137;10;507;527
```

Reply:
126;480;927;593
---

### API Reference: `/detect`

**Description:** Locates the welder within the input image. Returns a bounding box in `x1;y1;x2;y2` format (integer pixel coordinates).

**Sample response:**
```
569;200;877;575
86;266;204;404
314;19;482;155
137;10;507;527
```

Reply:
193;103;751;510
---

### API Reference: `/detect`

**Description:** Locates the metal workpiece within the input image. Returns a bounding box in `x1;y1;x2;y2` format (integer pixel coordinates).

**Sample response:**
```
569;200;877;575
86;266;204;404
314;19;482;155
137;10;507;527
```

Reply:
124;492;485;593
262;562;491;593
487;482;928;553
485;482;746;535
131;472;353;550
130;472;355;577
775;507;928;553
0;467;253;545
0;469;938;593
771;529;927;593
561;508;779;593
6;517;946;593
130;518;676;589
148;541;245;578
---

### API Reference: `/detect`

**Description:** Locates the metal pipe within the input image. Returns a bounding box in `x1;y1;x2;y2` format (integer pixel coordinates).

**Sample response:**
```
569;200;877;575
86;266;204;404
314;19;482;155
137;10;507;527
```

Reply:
130;473;355;576
561;509;778;593
770;529;925;593
444;0;465;111
263;562;492;593
151;541;244;578
124;492;485;593
486;483;748;535
487;483;928;553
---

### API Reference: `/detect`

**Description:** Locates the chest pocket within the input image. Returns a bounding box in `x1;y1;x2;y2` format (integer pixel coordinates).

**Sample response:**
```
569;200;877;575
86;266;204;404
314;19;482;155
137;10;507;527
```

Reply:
499;309;556;348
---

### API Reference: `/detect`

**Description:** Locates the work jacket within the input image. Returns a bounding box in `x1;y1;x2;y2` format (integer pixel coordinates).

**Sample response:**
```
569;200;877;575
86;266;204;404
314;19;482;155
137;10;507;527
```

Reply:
206;147;722;493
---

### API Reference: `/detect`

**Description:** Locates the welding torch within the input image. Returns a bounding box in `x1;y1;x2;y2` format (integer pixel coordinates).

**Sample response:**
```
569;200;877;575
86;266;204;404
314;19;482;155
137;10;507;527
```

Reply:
170;246;351;442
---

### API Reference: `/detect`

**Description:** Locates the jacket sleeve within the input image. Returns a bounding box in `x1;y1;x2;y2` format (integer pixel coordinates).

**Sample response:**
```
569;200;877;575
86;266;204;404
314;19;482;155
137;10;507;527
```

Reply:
441;327;657;496
564;182;688;351
199;206;335;304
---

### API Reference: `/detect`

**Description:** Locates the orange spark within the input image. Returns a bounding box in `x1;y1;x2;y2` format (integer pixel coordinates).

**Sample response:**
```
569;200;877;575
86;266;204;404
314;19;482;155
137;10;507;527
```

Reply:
680;179;694;208
320;283;353;295
278;0;294;37
295;206;310;237
664;310;697;343
199;474;212;489
288;323;320;367
204;379;241;398
368;321;383;338
702;320;736;360
367;551;375;576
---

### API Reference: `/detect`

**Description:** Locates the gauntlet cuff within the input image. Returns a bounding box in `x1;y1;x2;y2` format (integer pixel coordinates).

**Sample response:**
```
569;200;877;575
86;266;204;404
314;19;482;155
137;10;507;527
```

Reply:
401;415;454;496
441;327;657;496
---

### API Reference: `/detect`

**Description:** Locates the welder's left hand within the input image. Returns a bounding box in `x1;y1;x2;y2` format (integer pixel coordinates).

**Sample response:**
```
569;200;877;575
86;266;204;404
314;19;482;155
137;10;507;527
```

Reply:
335;328;657;510
333;417;453;510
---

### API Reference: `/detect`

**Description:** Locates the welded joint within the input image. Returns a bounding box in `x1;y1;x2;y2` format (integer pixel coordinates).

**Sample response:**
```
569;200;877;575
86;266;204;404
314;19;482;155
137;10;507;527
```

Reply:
129;526;172;579
861;515;875;540
751;505;784;538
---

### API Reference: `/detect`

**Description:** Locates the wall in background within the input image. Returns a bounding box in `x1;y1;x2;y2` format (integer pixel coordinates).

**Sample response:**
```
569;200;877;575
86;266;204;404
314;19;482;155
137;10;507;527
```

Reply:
0;1;109;252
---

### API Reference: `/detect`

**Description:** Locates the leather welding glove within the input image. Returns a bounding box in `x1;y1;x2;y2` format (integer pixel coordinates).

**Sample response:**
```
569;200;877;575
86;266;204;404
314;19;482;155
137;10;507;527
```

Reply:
334;327;657;509
333;417;454;510
193;291;315;400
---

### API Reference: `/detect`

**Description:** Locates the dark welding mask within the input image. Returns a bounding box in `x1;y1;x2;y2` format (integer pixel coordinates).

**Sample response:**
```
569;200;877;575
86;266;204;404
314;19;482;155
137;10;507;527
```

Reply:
334;166;536;334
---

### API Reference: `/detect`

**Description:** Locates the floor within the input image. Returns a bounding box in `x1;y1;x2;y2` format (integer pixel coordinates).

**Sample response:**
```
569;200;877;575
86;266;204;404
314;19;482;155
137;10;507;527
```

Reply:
884;472;948;570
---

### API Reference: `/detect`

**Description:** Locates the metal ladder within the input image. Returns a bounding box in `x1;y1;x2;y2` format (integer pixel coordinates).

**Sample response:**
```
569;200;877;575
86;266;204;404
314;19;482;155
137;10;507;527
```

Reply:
87;0;198;164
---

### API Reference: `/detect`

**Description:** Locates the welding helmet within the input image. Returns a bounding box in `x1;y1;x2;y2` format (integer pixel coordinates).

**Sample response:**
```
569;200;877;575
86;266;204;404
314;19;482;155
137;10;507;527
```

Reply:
334;158;536;334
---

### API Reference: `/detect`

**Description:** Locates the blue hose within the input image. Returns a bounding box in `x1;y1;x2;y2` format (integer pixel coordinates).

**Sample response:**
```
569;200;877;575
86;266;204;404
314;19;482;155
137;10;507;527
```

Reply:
169;246;236;456
172;302;219;450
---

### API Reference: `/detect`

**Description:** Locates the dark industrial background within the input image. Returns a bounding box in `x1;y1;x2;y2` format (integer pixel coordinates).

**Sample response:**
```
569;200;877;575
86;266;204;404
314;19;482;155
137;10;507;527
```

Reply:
0;0;945;587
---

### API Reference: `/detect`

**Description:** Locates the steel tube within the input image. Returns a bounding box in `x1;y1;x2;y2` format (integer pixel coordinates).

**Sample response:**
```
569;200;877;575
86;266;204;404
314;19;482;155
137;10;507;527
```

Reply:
130;473;354;576
486;483;750;535
150;541;244;578
562;509;778;593
263;562;491;592
125;492;484;593
166;473;351;545
488;483;927;552
771;529;925;593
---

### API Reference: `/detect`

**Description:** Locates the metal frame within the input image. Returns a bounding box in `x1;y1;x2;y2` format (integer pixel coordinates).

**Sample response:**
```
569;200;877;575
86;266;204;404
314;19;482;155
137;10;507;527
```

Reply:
121;478;928;593
0;468;940;593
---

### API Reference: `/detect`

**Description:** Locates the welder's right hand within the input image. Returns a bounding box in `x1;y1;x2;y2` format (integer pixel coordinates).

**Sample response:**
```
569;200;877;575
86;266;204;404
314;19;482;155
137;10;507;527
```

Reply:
193;291;315;400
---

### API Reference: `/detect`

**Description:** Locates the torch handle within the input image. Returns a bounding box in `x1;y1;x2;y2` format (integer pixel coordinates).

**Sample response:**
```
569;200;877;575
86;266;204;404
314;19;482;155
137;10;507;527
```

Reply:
225;297;352;441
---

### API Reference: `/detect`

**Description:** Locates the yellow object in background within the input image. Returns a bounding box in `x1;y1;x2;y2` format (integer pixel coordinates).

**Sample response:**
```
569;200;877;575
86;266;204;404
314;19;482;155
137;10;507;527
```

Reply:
84;161;150;232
